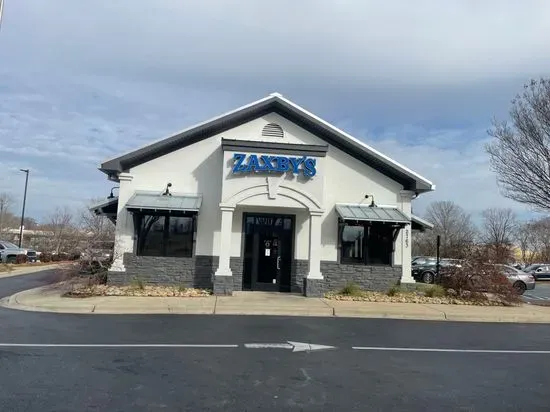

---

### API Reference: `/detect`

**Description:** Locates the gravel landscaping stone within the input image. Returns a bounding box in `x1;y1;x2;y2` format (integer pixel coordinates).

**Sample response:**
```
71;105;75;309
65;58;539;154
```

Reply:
65;284;212;298
324;291;518;306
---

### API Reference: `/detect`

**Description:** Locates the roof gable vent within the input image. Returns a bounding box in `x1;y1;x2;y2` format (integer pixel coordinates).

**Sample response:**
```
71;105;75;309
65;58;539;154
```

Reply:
262;123;284;138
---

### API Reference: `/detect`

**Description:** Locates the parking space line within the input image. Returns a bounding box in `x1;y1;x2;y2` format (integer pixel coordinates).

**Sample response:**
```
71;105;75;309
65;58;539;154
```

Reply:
0;343;239;348
524;294;550;300
352;346;550;354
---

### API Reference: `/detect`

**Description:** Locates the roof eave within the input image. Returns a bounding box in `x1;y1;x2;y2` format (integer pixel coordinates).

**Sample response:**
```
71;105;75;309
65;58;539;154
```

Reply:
98;93;436;191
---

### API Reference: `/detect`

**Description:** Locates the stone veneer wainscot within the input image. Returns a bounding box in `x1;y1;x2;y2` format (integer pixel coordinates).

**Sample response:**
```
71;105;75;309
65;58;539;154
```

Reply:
110;254;400;296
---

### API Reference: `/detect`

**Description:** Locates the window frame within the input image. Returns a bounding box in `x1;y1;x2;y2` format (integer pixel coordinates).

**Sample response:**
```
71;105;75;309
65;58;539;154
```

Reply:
132;210;197;258
338;219;403;266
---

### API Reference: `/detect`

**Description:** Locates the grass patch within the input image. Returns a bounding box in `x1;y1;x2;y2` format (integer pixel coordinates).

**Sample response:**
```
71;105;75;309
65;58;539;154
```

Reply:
340;283;363;297
424;285;446;298
130;278;145;290
387;285;401;296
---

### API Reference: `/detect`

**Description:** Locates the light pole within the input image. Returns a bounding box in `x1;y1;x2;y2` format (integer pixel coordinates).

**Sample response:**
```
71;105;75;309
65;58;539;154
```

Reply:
0;0;5;31
18;169;29;247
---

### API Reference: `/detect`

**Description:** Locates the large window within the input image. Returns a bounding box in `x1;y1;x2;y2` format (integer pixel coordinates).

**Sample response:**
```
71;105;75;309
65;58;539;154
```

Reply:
340;221;397;266
134;213;195;257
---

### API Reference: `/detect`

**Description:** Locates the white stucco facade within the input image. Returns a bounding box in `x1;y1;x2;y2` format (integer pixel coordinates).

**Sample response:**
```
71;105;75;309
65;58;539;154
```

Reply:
99;94;434;296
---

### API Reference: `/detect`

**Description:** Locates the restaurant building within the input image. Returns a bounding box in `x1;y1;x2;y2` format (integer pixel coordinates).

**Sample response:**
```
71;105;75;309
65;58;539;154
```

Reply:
93;93;434;296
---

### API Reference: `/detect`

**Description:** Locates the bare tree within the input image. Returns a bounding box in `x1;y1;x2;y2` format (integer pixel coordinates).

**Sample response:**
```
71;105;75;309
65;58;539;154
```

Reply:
79;198;115;246
515;222;534;264
526;217;550;263
413;201;477;258
69;199;116;280
486;79;550;211
480;208;517;263
46;207;77;254
0;192;15;237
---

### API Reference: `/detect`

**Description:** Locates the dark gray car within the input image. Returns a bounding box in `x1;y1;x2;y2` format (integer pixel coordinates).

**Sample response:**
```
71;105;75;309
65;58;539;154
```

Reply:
522;264;550;280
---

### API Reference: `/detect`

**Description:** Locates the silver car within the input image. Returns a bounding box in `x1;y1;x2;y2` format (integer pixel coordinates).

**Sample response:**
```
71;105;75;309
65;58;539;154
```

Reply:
495;264;536;295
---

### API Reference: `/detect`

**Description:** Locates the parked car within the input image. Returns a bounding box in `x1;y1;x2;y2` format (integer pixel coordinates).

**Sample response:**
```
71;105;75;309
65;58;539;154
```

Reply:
412;256;436;266
522;263;550;280
0;240;38;263
412;258;462;284
493;264;536;294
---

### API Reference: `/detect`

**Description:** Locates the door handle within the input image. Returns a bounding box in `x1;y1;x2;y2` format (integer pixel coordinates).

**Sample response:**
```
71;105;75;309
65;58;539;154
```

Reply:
277;256;281;270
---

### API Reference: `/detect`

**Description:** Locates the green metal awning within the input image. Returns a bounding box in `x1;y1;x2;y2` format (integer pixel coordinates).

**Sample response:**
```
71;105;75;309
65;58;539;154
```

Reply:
335;203;410;224
90;197;118;224
125;191;202;213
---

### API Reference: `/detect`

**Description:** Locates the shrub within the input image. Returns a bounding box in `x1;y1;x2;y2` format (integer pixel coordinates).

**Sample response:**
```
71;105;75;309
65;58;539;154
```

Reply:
15;254;28;264
440;259;521;305
51;254;60;262
40;253;52;263
130;278;145;290
387;285;401;296
340;283;363;296
424;285;446;298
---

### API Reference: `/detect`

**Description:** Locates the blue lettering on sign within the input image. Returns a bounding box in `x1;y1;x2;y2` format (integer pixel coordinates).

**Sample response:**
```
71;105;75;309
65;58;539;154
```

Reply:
232;153;317;177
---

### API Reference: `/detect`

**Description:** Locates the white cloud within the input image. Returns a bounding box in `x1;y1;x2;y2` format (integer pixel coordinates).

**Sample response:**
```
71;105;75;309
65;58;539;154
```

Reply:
0;0;547;222
365;128;525;219
3;0;550;87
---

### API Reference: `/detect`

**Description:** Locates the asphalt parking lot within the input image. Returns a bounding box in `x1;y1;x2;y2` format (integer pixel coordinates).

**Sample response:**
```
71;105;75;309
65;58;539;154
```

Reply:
523;281;550;304
2;270;550;411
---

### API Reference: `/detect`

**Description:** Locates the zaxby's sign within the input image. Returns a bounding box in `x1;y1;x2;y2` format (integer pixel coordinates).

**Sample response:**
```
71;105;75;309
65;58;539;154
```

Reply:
231;153;317;177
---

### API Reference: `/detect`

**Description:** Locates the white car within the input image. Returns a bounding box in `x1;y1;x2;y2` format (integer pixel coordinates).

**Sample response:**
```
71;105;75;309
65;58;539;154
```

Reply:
0;240;38;263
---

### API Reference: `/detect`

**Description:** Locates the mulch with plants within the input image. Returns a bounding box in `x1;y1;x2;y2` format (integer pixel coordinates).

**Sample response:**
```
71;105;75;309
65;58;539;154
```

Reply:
324;291;507;306
325;283;522;307
65;284;212;298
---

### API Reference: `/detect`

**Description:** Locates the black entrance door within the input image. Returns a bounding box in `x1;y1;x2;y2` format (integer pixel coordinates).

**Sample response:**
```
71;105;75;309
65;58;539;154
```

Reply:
243;214;294;292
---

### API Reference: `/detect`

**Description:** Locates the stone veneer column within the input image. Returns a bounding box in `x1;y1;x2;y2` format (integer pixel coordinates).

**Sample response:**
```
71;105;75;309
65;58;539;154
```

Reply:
110;172;135;272
214;206;234;295
399;190;416;284
304;210;324;297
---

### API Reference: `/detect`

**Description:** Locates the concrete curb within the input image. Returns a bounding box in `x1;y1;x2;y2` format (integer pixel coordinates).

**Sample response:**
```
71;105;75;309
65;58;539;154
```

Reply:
2;286;550;323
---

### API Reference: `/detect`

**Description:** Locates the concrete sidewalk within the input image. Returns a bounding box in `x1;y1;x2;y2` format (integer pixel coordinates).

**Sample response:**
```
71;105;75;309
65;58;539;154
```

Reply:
2;286;550;323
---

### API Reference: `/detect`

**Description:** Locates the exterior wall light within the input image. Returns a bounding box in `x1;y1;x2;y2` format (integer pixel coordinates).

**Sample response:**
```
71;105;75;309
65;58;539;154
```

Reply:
162;183;172;196
107;186;119;199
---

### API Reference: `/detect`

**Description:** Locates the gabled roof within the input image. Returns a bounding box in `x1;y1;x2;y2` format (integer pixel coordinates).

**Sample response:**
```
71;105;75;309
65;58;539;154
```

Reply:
100;93;435;193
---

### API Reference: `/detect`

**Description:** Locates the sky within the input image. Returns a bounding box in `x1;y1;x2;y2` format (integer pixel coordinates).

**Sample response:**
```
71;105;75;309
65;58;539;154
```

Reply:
1;0;549;224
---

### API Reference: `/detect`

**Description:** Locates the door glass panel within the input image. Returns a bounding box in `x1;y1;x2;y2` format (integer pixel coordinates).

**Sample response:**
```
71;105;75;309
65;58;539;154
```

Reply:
284;218;292;230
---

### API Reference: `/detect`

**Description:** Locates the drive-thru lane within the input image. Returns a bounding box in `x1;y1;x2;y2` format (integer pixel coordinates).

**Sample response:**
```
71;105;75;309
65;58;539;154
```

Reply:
1;270;550;411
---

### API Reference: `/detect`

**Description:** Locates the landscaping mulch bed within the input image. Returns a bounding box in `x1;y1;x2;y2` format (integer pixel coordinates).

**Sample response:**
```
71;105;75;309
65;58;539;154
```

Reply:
324;291;518;306
65;284;212;298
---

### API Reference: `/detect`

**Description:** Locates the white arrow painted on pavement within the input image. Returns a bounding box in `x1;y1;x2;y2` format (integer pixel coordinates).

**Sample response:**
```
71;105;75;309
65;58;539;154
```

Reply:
244;341;336;352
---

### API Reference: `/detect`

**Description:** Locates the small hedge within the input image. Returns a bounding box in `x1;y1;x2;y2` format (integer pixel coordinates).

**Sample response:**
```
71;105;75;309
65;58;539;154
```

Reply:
15;254;28;264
